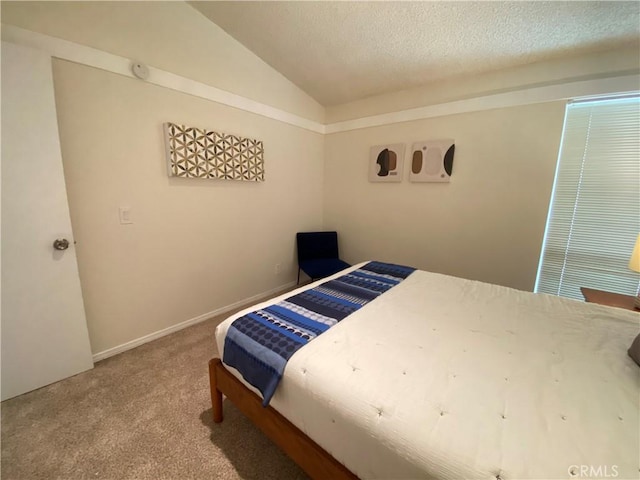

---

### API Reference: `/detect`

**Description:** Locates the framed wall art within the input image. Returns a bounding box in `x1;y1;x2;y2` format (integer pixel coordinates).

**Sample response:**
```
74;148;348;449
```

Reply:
409;139;455;183
369;144;405;182
164;122;264;181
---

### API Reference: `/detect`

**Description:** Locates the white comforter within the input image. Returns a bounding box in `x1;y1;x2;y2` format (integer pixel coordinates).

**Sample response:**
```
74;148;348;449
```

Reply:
215;263;639;479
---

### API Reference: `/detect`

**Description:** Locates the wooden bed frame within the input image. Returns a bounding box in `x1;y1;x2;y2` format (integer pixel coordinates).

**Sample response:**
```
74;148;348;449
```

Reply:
208;357;358;480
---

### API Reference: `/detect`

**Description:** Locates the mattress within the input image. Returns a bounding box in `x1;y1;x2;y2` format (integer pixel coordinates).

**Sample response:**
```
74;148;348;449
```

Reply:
215;263;639;479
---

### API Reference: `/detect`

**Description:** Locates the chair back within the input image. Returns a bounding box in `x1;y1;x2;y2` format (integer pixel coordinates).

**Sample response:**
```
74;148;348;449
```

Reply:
296;231;340;262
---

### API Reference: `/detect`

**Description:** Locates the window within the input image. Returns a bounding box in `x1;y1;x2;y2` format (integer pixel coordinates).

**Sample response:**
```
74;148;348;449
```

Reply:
535;95;640;300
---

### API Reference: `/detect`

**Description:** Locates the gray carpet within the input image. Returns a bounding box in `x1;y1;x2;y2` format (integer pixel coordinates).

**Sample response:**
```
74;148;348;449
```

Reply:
1;299;309;480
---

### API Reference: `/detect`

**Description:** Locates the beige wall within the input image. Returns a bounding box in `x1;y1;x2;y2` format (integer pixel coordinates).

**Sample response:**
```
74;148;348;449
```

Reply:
2;2;635;356
2;1;326;356
324;102;566;291
1;1;325;123
53;60;324;354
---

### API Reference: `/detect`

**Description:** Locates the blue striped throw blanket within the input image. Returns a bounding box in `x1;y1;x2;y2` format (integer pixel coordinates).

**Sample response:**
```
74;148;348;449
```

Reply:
223;261;416;406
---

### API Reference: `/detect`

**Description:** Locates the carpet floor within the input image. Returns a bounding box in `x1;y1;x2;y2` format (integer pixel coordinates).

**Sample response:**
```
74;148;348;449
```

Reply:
1;298;309;480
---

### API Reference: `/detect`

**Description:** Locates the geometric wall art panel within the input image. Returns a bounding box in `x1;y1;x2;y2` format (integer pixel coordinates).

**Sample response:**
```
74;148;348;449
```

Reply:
409;139;455;183
163;122;264;181
369;143;405;182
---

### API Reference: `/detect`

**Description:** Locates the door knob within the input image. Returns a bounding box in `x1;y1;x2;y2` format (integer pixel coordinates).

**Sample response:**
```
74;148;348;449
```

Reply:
53;238;70;251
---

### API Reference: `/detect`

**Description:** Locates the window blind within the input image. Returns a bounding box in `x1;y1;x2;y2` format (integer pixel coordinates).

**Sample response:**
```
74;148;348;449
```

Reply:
535;95;640;300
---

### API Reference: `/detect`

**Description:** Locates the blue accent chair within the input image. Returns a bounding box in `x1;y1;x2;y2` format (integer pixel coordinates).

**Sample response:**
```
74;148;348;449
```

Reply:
296;231;350;284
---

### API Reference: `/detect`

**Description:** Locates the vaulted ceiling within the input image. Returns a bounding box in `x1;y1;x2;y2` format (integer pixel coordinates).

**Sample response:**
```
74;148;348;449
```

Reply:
191;1;640;106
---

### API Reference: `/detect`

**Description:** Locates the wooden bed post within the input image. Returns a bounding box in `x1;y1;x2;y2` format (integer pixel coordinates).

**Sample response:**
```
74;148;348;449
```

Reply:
208;357;358;479
209;358;223;423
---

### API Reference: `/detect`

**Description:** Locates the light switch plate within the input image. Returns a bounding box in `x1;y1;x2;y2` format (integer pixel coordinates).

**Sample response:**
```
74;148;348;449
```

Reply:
119;207;133;224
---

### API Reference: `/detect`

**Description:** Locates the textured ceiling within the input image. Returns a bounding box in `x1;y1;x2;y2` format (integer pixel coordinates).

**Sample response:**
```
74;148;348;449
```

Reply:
191;1;640;106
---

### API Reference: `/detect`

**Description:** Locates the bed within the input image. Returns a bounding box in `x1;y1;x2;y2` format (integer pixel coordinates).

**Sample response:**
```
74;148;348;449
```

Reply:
209;262;639;479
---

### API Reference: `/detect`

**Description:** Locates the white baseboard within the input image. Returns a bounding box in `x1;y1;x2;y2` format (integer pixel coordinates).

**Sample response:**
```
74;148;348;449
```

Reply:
91;280;297;363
